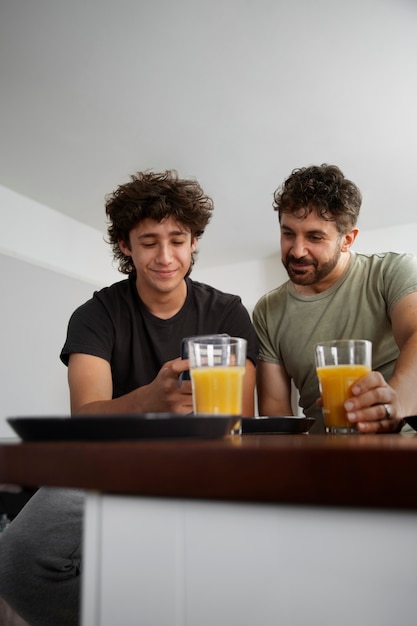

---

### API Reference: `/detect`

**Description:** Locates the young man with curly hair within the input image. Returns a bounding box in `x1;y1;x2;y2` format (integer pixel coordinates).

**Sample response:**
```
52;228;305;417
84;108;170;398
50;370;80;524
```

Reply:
0;170;258;626
63;170;257;417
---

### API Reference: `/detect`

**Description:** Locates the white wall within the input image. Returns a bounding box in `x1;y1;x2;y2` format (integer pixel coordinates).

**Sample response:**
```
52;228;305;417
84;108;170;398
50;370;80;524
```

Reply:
355;223;417;257
1;183;417;438
193;253;286;315
0;186;119;437
0;185;120;287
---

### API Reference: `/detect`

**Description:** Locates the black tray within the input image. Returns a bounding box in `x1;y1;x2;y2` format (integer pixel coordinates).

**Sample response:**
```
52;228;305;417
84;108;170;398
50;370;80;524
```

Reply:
404;416;417;432
241;416;315;435
7;414;236;442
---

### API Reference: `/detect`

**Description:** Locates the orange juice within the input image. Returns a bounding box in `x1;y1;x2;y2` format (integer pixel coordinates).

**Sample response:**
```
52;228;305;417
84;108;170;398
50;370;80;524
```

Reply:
316;364;371;430
190;366;245;415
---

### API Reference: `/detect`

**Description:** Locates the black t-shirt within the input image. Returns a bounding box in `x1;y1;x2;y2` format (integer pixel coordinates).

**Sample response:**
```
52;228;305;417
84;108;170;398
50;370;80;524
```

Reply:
60;276;258;399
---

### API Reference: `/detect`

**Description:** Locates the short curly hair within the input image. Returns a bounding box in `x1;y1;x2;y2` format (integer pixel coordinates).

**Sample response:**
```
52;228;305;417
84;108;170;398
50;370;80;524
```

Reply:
273;164;362;234
105;170;214;275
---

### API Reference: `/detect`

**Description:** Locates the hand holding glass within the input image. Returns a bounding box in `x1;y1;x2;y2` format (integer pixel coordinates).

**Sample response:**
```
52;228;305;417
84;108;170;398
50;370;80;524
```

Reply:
188;336;247;431
314;339;372;434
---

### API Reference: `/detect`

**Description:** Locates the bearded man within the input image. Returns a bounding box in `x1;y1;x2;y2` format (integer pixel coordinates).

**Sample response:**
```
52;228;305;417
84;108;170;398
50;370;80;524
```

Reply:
253;164;417;433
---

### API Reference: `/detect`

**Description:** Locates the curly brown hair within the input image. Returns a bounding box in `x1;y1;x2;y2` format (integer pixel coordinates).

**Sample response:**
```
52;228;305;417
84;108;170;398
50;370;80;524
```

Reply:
105;170;214;275
273;164;362;234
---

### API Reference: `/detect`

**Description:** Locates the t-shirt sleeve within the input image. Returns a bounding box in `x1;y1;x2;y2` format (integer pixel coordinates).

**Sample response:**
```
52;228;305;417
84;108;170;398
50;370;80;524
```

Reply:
59;298;115;366
381;252;417;314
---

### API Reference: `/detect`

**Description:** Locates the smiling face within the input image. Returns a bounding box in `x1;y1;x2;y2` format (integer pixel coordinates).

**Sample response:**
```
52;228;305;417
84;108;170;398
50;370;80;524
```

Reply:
280;209;358;294
118;216;197;301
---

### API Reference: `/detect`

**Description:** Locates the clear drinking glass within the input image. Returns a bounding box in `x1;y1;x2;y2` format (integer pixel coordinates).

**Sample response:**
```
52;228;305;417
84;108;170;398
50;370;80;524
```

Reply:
188;335;247;433
314;339;372;434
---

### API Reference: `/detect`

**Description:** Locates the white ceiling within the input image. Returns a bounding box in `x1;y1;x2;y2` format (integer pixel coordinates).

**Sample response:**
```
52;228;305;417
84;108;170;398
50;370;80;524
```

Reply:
1;0;416;269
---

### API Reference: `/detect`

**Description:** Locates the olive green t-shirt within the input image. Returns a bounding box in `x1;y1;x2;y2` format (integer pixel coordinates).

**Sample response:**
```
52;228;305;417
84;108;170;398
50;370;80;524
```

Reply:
253;251;417;432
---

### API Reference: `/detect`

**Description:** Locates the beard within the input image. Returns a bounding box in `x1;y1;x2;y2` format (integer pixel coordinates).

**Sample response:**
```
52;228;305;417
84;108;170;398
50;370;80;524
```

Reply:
283;247;342;286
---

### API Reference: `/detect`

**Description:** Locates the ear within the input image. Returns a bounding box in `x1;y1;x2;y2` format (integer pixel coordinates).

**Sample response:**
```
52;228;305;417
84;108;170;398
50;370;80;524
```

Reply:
341;228;359;252
118;239;132;256
191;236;198;253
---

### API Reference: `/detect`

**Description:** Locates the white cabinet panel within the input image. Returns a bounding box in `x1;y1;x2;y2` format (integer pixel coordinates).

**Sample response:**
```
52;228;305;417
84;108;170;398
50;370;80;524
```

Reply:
82;495;417;626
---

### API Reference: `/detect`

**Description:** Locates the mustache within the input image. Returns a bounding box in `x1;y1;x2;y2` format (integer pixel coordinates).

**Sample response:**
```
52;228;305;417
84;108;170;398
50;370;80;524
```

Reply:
286;255;315;267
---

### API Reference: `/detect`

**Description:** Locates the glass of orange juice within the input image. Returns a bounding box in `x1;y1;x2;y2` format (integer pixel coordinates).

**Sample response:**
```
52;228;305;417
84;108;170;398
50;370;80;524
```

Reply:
188;336;247;434
314;339;372;434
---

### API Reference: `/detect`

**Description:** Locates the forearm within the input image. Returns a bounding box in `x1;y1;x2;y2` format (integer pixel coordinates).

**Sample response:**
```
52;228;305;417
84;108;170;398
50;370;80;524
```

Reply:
258;396;293;416
256;361;293;416
71;385;155;416
241;360;256;417
68;354;193;416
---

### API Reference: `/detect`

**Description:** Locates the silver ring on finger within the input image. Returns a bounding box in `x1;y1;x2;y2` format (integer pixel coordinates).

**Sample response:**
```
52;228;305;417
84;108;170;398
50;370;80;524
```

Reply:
383;403;392;419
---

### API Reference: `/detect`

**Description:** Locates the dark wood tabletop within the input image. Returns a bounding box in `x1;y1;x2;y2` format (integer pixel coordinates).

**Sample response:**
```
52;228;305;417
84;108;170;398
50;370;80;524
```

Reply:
1;433;417;509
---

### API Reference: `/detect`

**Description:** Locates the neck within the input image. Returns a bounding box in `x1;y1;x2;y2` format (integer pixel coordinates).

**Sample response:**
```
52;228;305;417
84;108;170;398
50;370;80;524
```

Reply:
137;278;188;319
